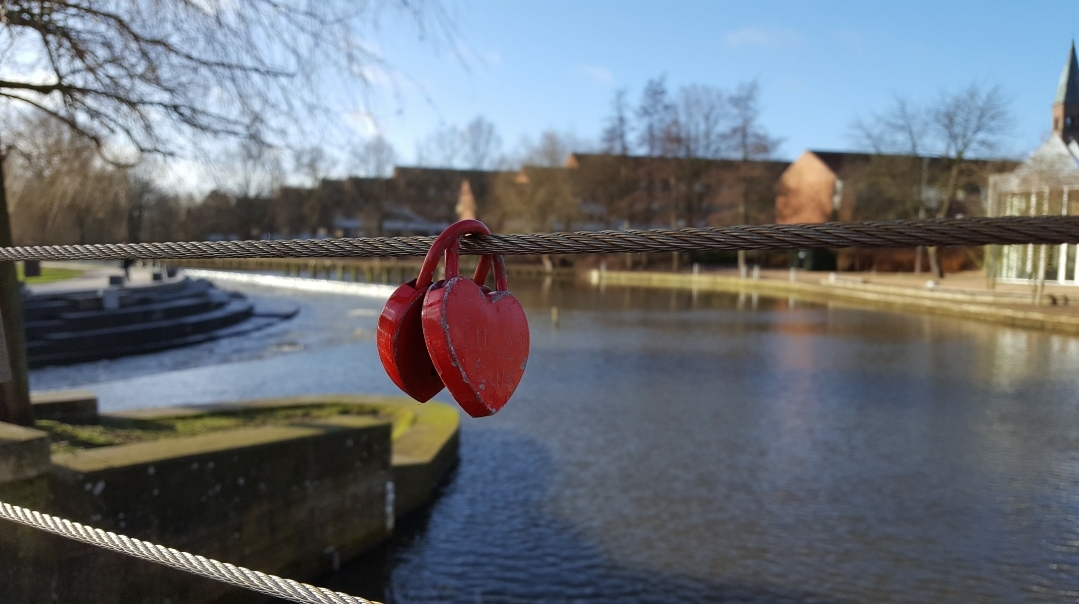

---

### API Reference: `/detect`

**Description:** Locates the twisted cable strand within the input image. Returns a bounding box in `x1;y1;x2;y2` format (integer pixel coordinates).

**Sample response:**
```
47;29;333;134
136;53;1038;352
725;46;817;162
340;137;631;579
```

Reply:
0;501;379;604
2;216;1078;261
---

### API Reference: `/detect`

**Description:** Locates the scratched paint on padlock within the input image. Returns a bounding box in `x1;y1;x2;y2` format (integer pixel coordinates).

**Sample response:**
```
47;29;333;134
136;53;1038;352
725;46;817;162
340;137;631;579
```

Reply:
422;258;529;418
0;308;11;383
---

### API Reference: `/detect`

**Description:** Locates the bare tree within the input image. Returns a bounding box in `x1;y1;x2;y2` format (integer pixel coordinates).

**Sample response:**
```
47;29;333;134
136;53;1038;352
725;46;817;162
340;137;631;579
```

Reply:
725;80;782;161
636;75;676;157
416;124;465;168
352;136;398;178
0;0;452;424
496;130;586;234
0;1;451;157
722;80;780;273
852;84;1011;277
850;97;934;236
461;116;503;170
6;116;128;245
601;89;632;155
416;116;503;169
933;85;1012;217
670;85;728;158
293;146;336;189
125;169;188;244
852;97;929;156
227;141;282;201
520;130;588;167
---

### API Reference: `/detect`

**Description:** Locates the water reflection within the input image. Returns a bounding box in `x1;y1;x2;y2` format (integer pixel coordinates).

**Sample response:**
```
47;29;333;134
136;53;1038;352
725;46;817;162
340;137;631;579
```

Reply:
323;429;842;604
29;275;1079;602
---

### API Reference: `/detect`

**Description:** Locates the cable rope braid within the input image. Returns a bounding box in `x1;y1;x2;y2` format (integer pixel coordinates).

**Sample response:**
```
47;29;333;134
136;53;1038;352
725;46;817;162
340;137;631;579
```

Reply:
1;216;1078;261
0;501;381;604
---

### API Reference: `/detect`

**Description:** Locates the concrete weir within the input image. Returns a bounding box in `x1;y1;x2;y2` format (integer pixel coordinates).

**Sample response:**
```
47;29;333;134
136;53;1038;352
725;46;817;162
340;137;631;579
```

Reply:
0;391;459;603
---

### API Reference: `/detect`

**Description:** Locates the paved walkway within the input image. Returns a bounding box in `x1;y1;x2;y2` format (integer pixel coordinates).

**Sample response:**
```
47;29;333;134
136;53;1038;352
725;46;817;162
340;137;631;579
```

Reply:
595;266;1079;333
735;267;1079;316
27;262;175;294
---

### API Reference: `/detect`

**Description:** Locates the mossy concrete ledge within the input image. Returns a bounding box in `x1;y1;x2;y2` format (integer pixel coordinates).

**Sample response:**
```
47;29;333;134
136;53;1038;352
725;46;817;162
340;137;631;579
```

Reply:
0;393;460;604
0;422;51;482
31;389;99;424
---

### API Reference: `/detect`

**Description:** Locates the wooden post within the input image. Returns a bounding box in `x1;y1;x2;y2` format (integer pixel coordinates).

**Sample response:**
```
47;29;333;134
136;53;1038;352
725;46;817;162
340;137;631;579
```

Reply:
0;308;11;384
985;245;998;290
0;152;33;426
1026;190;1037;278
1059;187;1070;284
1036;243;1048;305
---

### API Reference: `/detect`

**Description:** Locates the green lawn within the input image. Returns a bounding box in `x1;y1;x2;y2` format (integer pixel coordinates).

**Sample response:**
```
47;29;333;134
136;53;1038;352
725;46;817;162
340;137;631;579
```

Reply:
16;264;84;284
37;403;416;454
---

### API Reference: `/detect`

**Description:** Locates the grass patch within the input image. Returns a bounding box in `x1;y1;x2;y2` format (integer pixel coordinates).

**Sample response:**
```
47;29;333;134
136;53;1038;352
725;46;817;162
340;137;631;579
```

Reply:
37;403;415;455
17;264;84;284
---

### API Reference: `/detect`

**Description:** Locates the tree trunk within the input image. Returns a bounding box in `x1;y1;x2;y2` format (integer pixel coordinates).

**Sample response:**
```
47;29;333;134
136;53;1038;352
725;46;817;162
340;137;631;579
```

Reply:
737;193;747;277
0;150;34;426
929;158;964;281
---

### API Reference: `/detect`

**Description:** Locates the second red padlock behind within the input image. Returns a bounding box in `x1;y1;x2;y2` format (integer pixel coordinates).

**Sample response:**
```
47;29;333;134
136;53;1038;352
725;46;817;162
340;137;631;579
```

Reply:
376;219;493;402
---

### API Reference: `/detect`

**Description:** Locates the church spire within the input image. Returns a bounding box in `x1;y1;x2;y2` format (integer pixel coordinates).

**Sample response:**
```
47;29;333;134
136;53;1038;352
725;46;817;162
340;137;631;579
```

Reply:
1053;41;1079;142
1056;41;1079;105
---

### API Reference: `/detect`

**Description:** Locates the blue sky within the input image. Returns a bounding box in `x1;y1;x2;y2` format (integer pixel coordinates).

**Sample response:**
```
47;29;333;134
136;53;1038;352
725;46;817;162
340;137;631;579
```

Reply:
357;1;1079;167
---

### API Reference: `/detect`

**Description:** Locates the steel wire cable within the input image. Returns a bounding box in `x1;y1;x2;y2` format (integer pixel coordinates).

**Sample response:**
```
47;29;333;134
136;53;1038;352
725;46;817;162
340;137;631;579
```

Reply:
0;501;380;604
1;216;1078;261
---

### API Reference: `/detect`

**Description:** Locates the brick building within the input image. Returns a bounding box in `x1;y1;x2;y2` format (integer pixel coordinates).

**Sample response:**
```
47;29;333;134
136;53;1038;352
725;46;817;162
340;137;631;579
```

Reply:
776;151;1014;225
549;153;787;230
272;168;510;238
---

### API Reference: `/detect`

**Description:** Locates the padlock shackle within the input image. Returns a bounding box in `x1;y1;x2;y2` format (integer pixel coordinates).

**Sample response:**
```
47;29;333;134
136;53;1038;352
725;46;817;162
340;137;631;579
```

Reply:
416;219;492;290
490;254;509;291
444;241;460;282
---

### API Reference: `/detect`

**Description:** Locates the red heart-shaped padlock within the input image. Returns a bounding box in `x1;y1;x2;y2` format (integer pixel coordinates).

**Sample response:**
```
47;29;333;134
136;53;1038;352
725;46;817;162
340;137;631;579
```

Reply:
377;220;493;402
422;254;530;417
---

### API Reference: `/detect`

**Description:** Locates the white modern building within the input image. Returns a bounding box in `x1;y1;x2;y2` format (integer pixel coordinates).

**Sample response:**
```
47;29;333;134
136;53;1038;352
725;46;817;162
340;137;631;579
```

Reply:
986;43;1079;285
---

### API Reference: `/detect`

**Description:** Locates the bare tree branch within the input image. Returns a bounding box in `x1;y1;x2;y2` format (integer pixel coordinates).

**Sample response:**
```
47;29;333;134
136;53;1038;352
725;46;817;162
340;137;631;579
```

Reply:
0;0;452;160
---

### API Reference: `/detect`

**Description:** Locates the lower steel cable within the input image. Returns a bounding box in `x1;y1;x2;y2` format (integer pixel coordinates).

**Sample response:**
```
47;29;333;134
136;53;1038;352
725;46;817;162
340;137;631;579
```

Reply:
0;501;380;604
1;216;1078;261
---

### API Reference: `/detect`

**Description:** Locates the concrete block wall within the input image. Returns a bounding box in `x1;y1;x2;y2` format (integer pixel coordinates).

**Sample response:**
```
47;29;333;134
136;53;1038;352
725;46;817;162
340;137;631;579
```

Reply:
0;416;392;604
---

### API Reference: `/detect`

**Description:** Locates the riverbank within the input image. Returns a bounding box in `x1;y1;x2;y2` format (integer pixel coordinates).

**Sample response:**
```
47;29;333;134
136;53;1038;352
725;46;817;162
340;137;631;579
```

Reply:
0;391;459;603
590;267;1079;335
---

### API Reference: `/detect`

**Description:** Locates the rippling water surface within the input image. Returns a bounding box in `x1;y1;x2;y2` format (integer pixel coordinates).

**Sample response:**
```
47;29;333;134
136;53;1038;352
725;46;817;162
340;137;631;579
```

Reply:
31;275;1079;603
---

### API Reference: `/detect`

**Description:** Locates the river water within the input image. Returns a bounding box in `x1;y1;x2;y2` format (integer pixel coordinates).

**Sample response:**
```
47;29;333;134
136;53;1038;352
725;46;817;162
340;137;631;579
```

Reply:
30;275;1079;603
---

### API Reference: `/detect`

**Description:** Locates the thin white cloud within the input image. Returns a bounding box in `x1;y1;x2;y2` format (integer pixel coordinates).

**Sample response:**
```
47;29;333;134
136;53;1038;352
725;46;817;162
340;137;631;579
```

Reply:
344;109;381;137
581;65;614;84
723;27;802;49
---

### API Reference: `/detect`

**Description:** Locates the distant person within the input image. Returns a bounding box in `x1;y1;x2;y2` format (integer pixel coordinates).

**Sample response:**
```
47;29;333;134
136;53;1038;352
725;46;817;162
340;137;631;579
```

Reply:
121;258;134;280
